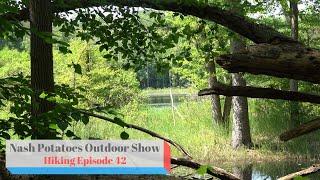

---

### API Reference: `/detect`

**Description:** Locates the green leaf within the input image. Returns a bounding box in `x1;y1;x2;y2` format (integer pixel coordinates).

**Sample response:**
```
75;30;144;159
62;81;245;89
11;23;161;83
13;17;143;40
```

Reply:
39;92;48;99
58;46;72;54
57;120;68;131
120;131;129;140
65;130;75;137
73;63;82;75
114;117;126;128
81;115;89;125
71;112;81;121
49;124;59;130
196;165;210;175
0;132;10;139
103;54;113;59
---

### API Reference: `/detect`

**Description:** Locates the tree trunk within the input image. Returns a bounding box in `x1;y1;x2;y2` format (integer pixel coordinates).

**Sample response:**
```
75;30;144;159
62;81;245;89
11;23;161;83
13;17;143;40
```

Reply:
223;96;232;123
289;0;300;127
206;60;223;125
230;37;252;149
29;0;55;138
222;76;232;124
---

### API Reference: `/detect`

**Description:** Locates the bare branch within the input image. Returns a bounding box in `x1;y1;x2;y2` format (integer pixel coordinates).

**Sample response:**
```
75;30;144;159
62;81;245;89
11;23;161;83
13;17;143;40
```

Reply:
79;110;192;159
199;84;320;104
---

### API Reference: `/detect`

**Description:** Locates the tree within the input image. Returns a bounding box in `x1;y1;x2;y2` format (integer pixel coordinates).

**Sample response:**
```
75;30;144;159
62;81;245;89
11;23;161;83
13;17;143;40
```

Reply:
288;0;300;127
207;60;223;124
230;36;252;148
4;1;319;81
29;0;55;138
228;1;252;149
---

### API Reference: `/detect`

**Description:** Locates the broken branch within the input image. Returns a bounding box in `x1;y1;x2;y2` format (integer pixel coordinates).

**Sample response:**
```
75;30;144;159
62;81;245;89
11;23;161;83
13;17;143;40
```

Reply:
279;118;320;141
199;84;320;104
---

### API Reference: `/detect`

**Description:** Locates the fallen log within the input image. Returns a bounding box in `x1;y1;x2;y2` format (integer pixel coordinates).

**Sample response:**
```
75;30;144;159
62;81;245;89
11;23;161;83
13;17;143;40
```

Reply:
216;43;320;84
278;164;320;180
279;118;320;141
171;157;240;180
198;84;320;104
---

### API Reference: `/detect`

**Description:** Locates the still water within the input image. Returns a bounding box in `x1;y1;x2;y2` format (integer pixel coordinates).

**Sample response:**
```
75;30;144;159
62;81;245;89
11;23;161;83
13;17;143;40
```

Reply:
213;160;319;180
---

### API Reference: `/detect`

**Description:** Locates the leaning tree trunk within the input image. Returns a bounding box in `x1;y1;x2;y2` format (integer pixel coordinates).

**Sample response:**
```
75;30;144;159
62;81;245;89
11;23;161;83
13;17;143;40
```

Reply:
30;0;55;138
289;0;300;127
207;60;223;125
231;36;253;149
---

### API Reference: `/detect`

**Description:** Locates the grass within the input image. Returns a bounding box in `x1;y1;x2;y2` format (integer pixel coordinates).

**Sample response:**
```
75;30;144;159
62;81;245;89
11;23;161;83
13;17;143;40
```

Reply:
73;94;320;165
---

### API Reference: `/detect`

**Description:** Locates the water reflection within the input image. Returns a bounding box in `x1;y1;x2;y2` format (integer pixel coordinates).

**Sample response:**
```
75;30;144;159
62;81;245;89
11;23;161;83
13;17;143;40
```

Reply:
233;164;253;180
225;160;320;180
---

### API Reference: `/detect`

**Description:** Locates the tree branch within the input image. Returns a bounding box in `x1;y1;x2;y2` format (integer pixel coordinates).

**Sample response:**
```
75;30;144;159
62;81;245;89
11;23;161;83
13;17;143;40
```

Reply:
79;110;192;159
171;157;240;180
2;0;294;44
278;164;320;180
198;84;320;104
279;118;320;141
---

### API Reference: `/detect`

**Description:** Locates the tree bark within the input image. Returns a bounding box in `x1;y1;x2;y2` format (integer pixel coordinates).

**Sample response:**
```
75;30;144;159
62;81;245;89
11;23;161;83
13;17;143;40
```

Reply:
279;118;320;141
289;0;300;127
230;36;252;149
221;76;232;124
198;84;320;104
207;60;223;125
29;0;55;138
216;43;320;84
223;96;232;123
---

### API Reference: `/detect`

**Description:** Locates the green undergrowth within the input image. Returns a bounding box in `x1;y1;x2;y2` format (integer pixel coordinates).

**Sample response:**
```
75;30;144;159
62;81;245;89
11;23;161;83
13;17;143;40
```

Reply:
73;97;320;164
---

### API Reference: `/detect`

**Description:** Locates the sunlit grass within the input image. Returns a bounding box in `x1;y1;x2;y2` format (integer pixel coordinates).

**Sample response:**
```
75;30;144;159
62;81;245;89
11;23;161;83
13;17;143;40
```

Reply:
73;96;320;164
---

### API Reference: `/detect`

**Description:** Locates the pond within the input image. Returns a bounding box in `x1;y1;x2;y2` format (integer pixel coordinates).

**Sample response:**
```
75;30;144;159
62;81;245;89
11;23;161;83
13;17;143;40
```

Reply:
204;160;320;180
146;93;204;107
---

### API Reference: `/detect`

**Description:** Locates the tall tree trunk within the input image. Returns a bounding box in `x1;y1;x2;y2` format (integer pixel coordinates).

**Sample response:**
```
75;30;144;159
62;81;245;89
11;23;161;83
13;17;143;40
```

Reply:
228;0;252;149
289;0;300;127
29;0;55;138
207;60;223;125
231;37;252;149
